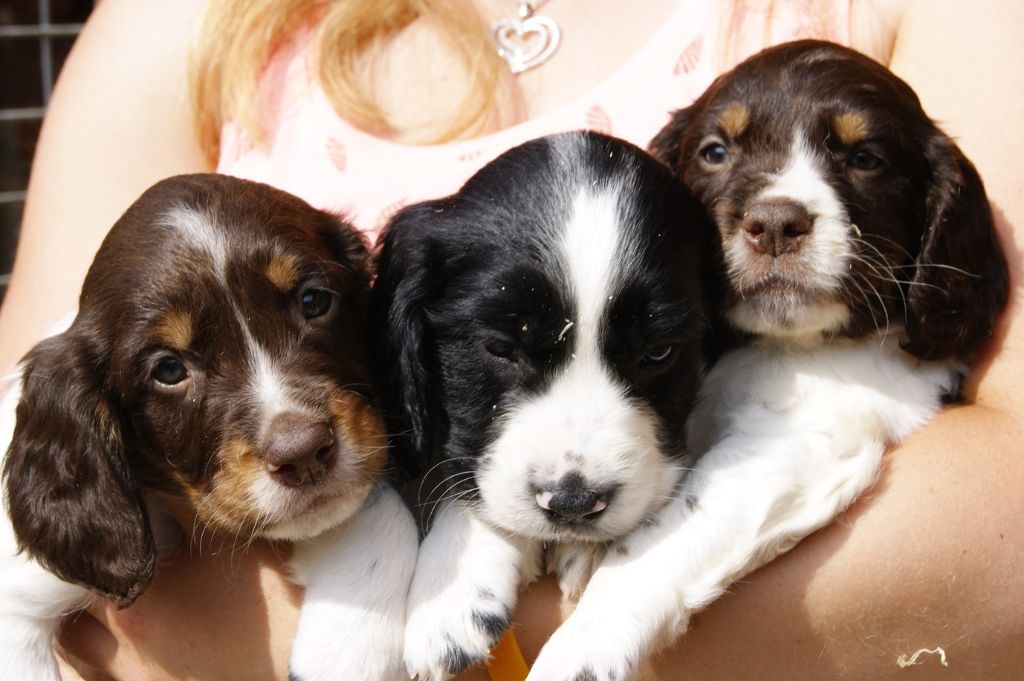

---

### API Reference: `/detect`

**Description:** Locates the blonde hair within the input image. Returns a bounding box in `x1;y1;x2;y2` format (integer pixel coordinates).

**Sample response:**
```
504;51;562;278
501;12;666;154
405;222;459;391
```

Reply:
190;0;504;166
191;1;842;166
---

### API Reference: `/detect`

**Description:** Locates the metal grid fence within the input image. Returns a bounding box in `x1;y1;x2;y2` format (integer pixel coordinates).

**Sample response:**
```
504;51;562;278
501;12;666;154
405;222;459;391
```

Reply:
0;0;90;301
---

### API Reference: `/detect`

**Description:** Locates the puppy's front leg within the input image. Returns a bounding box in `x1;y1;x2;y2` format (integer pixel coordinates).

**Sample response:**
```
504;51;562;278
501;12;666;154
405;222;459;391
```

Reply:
404;501;541;681
528;436;886;681
288;482;418;681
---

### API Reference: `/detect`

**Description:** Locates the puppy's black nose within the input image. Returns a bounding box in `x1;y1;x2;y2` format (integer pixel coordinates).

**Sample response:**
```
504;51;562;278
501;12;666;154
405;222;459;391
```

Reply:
537;472;610;524
263;413;336;487
742;199;812;256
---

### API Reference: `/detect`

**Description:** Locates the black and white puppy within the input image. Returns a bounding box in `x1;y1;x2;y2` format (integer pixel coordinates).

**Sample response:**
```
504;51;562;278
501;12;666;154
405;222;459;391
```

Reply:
527;40;1009;680
0;174;417;681
372;131;714;680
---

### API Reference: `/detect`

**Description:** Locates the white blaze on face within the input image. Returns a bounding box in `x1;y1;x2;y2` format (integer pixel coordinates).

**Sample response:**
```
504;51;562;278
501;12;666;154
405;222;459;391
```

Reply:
162;206;297;421
162;205;364;539
163;205;297;414
726;131;853;338
165;205;302;433
474;183;678;542
236;298;329;519
248;339;298;423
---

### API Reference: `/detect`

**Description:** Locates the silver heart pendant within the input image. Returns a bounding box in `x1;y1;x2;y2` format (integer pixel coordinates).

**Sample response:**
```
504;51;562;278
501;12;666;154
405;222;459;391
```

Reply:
492;13;561;74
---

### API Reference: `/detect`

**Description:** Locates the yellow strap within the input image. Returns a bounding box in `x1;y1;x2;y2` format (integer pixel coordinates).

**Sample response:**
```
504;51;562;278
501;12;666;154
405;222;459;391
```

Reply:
485;629;530;681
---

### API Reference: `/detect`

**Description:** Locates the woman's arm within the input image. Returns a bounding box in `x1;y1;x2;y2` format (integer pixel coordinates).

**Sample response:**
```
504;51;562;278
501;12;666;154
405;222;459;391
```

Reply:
60;535;301;681
0;0;211;372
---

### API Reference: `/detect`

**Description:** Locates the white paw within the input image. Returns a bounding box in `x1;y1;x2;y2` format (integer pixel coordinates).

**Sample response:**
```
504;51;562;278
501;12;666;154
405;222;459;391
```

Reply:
527;617;640;681
289;612;407;681
403;585;513;681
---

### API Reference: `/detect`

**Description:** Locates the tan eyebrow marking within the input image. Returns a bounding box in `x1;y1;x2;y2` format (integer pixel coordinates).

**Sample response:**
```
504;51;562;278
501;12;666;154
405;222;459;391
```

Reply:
718;104;750;138
833;111;870;146
266;253;300;293
155;309;194;350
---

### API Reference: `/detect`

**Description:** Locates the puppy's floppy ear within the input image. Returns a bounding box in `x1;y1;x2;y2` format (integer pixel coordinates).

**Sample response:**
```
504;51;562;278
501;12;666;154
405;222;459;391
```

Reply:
3;328;154;607
371;203;448;481
902;133;1009;361
649;105;698;168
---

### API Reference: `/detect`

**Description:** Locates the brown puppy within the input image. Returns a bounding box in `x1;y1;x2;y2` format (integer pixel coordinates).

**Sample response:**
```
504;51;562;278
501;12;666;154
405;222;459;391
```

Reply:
1;174;415;681
650;39;1006;360
527;41;1007;681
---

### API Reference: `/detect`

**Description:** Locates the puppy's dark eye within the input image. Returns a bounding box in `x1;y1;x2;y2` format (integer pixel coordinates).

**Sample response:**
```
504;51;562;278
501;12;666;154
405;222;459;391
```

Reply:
642;344;676;365
153;356;189;386
700;143;730;165
300;288;333;319
485;338;518;361
848;149;883;171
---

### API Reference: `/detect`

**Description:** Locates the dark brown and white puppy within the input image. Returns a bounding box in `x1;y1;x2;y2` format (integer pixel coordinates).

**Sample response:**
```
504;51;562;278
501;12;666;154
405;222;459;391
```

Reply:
649;39;1006;357
0;174;416;681
528;40;1008;681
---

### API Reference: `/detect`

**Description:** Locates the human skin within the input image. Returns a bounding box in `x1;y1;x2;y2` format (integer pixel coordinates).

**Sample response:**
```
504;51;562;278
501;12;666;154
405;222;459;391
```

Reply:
0;0;1020;679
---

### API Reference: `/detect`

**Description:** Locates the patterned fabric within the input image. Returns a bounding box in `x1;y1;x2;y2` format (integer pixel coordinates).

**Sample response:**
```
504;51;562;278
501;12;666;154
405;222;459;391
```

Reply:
218;0;850;244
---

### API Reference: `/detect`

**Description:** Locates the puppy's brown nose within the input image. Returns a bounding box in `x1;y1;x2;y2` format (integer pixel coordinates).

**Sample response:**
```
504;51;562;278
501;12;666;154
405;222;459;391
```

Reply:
263;413;336;487
742;199;812;256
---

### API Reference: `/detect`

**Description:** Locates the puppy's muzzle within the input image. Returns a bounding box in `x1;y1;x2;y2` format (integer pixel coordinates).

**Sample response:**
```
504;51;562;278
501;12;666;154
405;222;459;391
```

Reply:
742;198;812;256
535;472;614;525
263;412;337;487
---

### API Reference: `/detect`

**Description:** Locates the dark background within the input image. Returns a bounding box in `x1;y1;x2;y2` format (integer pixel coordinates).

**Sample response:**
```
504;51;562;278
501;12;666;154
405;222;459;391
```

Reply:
0;0;95;305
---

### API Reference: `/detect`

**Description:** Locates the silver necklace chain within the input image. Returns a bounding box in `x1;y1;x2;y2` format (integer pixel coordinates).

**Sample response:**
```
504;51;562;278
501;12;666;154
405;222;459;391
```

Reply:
491;1;562;74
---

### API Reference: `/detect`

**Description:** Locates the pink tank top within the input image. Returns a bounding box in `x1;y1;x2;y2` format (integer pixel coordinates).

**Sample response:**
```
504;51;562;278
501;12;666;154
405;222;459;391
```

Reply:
218;0;850;244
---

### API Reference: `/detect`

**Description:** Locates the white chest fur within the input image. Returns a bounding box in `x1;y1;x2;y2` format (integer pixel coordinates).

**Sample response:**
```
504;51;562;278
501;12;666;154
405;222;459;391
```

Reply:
692;334;957;456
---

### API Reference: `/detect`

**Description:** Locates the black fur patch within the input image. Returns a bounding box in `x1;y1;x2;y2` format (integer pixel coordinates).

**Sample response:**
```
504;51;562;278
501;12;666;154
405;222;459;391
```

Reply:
441;634;485;675
472;608;511;646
